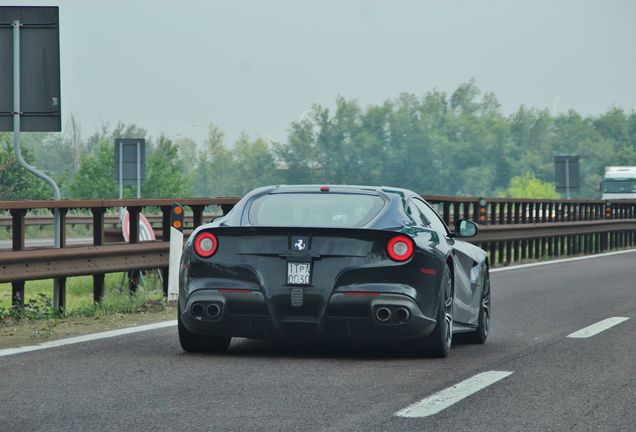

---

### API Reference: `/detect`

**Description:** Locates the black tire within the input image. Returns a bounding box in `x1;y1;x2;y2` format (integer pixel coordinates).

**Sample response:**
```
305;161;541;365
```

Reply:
423;264;454;358
178;303;231;353
464;267;490;344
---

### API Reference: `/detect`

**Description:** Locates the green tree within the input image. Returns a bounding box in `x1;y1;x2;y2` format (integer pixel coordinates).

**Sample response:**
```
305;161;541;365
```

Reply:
68;140;119;199
175;136;198;186
498;173;560;199
0;133;51;200
231;134;280;194
5;83;634;201
276;113;322;184
192;124;236;197
85;121;147;154
143;136;191;198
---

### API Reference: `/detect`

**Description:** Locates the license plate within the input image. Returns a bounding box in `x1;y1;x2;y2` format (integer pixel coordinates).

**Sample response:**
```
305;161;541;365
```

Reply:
287;262;311;285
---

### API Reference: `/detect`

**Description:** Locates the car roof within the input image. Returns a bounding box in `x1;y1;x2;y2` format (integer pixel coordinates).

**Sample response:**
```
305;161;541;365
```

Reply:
258;184;417;198
207;184;425;230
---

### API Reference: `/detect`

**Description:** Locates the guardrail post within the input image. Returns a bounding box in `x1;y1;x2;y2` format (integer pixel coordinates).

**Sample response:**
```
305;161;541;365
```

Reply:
548;203;554;223
550;236;556;257
580;203;586;221
461;201;470;220
452;203;460;226
10;209;26;251
191;205;205;228
127;206;141;293
489;202;497;225
52;207;68;311
594;233;601;253
528;202;535;223
10;208;27;307
91;207;106;302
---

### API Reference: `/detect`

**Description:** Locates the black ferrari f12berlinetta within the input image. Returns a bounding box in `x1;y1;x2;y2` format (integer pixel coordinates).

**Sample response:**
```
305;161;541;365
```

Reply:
178;185;490;357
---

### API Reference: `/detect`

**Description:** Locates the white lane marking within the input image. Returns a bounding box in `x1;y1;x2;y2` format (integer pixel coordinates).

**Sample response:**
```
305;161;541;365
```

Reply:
491;248;636;273
567;317;630;338
0;320;177;358
394;370;513;418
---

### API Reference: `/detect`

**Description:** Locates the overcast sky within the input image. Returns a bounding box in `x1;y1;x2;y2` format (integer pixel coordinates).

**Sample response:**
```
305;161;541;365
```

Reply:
7;0;636;145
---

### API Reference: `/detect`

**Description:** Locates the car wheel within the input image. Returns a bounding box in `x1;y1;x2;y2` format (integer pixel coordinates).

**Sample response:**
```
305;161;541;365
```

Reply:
178;302;231;353
465;267;490;344
424;264;453;358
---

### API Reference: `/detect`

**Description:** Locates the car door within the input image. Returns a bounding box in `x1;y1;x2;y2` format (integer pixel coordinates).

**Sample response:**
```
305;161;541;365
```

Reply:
411;199;474;325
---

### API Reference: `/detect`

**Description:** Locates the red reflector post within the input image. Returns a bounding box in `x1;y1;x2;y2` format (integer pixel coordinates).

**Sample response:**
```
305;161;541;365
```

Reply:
320;185;330;192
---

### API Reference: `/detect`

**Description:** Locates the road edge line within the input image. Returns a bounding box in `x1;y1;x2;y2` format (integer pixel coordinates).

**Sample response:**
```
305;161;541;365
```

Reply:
491;248;636;273
0;320;177;358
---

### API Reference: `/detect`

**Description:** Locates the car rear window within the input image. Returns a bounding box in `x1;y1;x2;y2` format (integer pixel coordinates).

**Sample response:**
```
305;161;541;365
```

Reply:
248;193;385;227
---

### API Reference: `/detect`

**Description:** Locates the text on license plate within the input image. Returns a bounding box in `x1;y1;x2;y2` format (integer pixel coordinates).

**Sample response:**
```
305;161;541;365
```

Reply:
287;262;311;285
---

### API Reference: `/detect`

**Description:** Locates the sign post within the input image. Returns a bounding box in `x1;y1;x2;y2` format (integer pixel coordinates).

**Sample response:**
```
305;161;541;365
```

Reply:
1;7;63;309
168;204;185;301
554;155;580;199
114;138;145;199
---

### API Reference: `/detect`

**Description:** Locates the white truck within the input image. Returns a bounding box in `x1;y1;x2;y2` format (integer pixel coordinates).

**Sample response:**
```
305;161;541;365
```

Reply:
601;166;636;200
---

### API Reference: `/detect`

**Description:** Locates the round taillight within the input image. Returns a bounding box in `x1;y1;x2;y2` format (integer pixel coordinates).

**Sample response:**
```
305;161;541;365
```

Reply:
194;232;218;258
387;235;414;261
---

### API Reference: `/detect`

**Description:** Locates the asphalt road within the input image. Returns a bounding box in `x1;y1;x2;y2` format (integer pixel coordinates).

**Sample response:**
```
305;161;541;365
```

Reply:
1;252;635;432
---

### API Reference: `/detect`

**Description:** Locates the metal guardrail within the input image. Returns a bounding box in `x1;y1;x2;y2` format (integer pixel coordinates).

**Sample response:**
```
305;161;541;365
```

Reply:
0;214;218;229
424;195;634;225
1;195;635;310
0;242;169;283
473;219;636;265
0;198;239;308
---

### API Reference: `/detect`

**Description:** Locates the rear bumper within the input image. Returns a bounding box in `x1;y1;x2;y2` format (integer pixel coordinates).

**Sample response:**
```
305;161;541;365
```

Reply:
179;288;438;342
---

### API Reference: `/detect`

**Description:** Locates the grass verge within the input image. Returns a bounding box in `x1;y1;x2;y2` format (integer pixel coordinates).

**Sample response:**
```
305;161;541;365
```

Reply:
0;272;176;349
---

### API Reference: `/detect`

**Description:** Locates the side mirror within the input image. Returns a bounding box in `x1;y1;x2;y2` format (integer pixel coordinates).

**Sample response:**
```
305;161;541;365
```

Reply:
453;219;478;238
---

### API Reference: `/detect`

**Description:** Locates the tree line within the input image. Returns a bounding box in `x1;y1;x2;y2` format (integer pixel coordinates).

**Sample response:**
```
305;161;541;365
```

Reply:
2;81;636;201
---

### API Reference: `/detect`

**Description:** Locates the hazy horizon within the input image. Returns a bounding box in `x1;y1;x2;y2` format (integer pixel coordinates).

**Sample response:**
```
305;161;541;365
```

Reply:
6;0;636;145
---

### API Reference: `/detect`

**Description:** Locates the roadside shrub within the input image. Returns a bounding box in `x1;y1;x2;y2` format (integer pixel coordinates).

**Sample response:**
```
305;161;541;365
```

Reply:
0;294;61;322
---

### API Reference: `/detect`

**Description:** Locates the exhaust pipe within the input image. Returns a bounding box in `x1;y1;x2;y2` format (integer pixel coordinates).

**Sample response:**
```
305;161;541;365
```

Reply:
191;303;204;319
395;307;410;323
206;303;221;319
376;307;391;322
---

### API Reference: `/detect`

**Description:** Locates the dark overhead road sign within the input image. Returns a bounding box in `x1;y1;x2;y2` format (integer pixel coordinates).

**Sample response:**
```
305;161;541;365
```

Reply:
0;6;61;132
